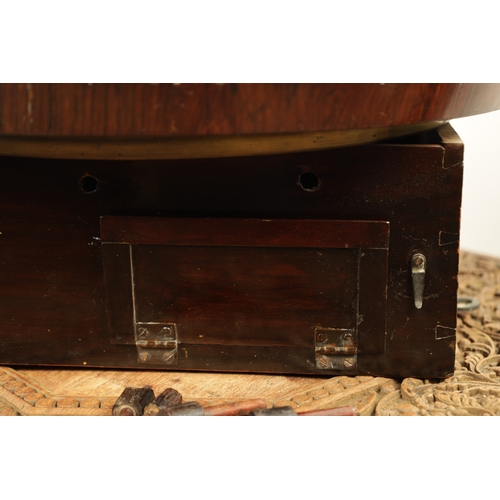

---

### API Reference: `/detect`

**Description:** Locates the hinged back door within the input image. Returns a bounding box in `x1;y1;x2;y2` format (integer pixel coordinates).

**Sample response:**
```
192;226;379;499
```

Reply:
101;217;389;373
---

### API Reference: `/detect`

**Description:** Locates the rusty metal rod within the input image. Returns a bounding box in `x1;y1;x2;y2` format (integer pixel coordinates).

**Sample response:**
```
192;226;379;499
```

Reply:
157;401;204;416
203;399;268;416
112;386;155;416
250;406;298;416
148;399;268;416
250;405;360;416
143;387;183;416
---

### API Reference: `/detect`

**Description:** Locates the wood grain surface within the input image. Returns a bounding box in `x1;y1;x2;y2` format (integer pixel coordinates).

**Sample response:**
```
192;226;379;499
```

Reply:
1;83;500;137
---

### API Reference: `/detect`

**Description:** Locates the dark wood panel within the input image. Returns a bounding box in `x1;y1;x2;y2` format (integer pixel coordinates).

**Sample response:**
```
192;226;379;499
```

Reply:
101;217;390;249
1;83;499;137
132;246;358;347
358;249;389;354
175;345;317;374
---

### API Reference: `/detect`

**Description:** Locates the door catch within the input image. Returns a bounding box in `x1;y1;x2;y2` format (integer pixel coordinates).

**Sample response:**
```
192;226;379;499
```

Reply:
411;253;426;309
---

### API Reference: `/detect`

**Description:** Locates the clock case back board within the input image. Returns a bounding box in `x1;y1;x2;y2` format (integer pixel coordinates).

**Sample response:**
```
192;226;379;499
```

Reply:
0;124;463;378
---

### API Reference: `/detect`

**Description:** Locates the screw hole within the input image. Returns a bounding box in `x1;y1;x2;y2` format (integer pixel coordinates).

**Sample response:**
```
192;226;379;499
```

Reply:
298;171;321;191
79;175;99;194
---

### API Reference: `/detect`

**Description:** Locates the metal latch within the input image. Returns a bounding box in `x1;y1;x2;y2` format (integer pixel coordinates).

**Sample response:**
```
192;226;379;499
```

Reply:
411;253;426;309
314;327;357;370
135;323;178;365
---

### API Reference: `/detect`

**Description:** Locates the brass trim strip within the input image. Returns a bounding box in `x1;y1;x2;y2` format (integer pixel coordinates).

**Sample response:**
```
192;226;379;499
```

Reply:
0;121;445;160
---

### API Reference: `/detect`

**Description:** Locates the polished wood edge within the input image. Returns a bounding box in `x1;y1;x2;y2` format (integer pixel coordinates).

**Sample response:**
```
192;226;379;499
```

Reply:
0;121;445;160
100;217;391;249
2;84;499;137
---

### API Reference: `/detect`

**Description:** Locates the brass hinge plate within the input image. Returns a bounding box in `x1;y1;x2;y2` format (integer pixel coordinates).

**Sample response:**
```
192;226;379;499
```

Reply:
314;327;357;370
135;323;178;366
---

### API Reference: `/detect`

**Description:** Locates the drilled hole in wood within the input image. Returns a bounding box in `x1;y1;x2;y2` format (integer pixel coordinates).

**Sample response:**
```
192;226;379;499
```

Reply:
79;175;99;193
298;171;321;191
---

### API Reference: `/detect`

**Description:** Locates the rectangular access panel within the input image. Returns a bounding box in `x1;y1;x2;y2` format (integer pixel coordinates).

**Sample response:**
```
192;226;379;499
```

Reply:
101;217;389;373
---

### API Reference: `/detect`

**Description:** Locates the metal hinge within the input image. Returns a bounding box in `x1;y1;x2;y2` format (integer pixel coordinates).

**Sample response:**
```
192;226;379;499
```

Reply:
135;323;178;365
314;327;357;370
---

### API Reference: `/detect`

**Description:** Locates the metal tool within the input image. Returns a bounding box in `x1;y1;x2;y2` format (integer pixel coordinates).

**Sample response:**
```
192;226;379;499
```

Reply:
203;399;267;416
146;398;268;416
113;386;357;416
143;387;183;416
112;386;155;416
156;401;205;416
250;405;359;416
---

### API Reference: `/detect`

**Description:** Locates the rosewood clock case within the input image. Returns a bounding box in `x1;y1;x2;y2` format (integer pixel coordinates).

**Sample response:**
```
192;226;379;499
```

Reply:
0;123;463;378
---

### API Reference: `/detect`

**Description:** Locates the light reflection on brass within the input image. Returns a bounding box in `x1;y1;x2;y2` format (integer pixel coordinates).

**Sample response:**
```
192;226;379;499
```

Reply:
0;121;445;160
